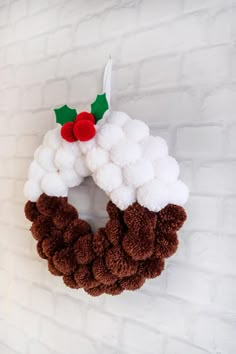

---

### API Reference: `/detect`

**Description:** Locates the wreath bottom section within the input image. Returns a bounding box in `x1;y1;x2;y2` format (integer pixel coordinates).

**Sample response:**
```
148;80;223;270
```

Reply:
24;194;187;296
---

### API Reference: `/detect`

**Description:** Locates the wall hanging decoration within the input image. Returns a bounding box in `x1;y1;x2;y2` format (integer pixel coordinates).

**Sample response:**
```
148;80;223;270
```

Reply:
24;60;188;296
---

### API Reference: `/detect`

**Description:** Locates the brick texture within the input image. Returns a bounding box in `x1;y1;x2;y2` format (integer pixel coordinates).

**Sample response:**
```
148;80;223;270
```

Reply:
0;1;235;353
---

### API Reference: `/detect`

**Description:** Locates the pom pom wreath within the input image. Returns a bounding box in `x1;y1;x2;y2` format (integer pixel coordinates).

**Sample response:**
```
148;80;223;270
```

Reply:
153;156;179;183
95;163;122;193
110;139;142;167
86;147;109;172
123;159;154;188
25;194;187;296
76;111;95;124
61;122;77;142
142;136;168;161
123;119;149;142
41;173;67;197
97;124;124;150
73;120;96;142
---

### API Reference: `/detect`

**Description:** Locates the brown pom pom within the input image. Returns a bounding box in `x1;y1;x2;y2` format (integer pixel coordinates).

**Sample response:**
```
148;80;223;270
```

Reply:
53;203;78;229
124;202;145;229
30;215;52;241
74;265;99;289
53;247;77;275
105;219;125;245
156;204;187;233
92;257;117;285
37;194;64;216
106;246;137;277
41;230;64;257
93;228;110;256
120;273;145;290
48;259;63;276
106;200;122;220
85;285;105;297
122;224;155;261
64;219;91;243
36;240;47;259
104;283;123;296
63;274;79;289
73;234;95;264
24;201;40;222
139;258;165;279
26;194;187;297
155;237;179;258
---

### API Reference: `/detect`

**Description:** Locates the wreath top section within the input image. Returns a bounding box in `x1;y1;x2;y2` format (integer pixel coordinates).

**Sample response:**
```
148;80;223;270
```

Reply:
54;94;109;143
24;91;189;212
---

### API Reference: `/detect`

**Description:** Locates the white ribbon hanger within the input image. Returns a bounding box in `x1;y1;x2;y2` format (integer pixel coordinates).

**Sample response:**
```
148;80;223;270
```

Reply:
103;57;112;109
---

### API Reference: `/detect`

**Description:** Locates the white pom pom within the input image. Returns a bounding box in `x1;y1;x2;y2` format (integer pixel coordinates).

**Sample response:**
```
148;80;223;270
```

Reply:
94;163;122;192
74;156;90;177
54;148;75;170
24;179;42;202
28;160;45;181
110;138;142;167
41;172;67;197
108;111;131;127
86;147;109;172
110;185;135;210
79;139;96;154
168;180;189;206
153;156;179;183
36;146;56;172
62;140;82;157
43;128;62;150
141;136;168;161
97;123;124;150
59;169;83;188
137;179;169;212
123;159;154;188
123;119;149;142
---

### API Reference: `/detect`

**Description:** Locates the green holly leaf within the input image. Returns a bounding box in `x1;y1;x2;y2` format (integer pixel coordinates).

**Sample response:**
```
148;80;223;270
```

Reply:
54;105;77;125
91;93;109;123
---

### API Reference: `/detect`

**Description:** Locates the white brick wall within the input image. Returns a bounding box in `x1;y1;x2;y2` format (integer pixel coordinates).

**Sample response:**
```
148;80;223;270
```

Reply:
0;1;235;353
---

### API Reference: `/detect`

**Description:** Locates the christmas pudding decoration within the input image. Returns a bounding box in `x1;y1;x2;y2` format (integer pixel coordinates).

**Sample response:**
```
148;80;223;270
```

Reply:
24;60;188;296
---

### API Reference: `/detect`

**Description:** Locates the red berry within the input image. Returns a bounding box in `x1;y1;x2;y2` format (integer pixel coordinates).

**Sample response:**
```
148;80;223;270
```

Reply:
73;120;96;142
61;122;77;142
76;111;95;124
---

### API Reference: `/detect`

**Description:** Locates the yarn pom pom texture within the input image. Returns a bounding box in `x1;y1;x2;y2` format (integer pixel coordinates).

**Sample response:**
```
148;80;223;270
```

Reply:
24;59;188;296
